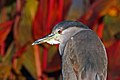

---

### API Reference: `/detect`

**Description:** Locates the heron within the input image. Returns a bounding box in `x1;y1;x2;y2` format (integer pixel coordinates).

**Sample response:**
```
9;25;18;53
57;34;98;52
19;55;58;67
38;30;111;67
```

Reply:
32;21;108;80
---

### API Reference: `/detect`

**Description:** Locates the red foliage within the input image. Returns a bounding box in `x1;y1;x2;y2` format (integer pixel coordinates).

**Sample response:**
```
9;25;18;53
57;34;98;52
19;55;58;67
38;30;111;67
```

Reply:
32;0;71;63
42;48;48;70
32;0;71;39
33;45;42;80
106;40;120;80
0;20;13;56
0;20;13;44
77;0;105;28
96;22;104;39
32;0;71;79
13;43;28;58
1;0;120;79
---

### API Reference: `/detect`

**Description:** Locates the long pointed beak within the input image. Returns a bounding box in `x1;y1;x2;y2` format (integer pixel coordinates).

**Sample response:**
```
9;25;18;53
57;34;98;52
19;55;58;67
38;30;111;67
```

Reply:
32;34;55;45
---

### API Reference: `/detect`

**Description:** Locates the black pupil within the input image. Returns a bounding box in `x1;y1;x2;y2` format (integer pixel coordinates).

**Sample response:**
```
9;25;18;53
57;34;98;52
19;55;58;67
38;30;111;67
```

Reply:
58;30;62;34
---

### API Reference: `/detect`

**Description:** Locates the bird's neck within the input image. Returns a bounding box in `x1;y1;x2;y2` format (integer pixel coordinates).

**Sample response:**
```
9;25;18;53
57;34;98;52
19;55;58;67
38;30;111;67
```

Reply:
59;27;90;55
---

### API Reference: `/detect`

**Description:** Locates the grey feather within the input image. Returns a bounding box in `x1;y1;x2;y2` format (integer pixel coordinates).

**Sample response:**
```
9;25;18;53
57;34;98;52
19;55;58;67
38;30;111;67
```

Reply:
61;30;107;80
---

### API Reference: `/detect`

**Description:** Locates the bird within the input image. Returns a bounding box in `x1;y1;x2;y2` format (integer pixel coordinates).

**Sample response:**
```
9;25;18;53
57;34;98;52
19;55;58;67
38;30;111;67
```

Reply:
32;21;108;80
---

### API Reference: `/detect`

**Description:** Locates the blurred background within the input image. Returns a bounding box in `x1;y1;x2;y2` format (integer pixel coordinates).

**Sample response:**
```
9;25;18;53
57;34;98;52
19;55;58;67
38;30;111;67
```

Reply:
0;0;120;80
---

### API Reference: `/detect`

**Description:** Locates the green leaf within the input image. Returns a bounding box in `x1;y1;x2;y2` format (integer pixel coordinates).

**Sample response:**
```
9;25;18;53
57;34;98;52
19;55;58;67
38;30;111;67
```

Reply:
2;42;15;64
103;15;120;41
22;46;37;79
0;42;15;79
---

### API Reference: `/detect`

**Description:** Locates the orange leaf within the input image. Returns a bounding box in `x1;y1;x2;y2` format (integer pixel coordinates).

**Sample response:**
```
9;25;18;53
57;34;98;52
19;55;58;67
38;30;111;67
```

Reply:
33;45;42;79
0;20;13;44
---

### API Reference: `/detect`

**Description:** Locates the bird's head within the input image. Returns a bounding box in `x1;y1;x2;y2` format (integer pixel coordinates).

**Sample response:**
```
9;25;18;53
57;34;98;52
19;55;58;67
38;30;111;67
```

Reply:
32;20;89;45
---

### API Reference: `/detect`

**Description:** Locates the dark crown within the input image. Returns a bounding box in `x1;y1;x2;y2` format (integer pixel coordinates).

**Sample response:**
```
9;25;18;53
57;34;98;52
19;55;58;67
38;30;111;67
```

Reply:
52;20;89;32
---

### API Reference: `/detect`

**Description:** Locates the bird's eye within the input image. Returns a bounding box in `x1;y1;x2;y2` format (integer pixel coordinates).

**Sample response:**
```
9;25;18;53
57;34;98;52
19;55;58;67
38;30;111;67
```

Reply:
58;30;62;34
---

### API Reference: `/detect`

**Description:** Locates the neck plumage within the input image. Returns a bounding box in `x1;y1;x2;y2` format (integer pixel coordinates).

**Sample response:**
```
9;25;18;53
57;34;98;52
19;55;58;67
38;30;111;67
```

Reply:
59;27;90;55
